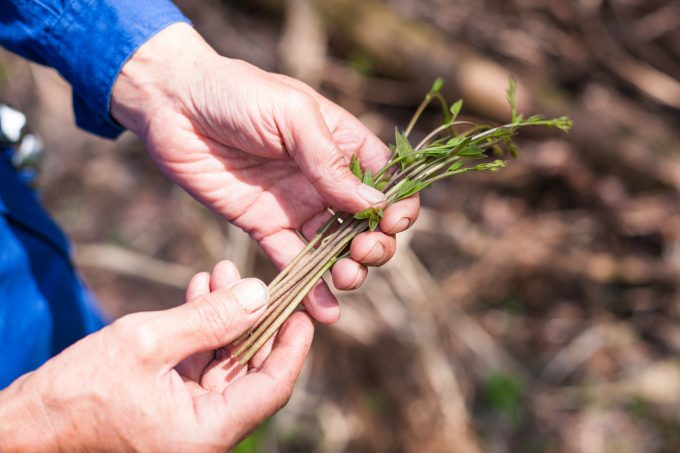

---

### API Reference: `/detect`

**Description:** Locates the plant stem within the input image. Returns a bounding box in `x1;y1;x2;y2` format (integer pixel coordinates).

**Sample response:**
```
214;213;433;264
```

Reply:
235;222;368;363
404;92;438;138
269;212;342;291
269;221;356;301
236;258;336;365
227;80;570;364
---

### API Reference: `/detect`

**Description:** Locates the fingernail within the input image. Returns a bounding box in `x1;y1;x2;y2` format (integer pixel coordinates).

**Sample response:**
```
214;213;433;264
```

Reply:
357;184;385;206
351;267;366;289
395;217;411;231
231;279;268;313
366;242;385;263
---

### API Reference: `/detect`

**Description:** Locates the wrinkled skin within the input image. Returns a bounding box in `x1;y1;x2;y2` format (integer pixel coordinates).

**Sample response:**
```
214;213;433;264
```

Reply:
0;22;422;451
111;23;420;324
0;261;312;452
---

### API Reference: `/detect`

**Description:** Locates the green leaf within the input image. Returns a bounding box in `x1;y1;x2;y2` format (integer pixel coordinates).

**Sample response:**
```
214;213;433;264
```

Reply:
449;99;463;121
376;172;391;191
397;179;417;199
354;208;373;220
355;207;384;227
448;160;464;172
395;128;413;155
447;136;468;148
458;144;486;158
472;160;506;172
429;137;448;147
362;168;375;187
431;77;444;93
356;207;383;231
397;179;429;200
526;114;545;123
394;128;414;169
446;160;506;177
552;116;573;132
350;155;363;180
420;145;450;157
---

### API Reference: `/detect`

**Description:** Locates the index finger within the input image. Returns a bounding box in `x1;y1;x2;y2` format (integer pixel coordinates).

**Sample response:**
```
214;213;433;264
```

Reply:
272;73;391;172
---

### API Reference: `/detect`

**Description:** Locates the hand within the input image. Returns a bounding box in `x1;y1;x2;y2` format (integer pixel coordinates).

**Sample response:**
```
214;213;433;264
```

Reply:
111;23;420;323
0;261;313;451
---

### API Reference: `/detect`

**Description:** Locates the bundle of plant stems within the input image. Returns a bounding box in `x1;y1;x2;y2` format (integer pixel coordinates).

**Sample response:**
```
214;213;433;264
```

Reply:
231;79;571;364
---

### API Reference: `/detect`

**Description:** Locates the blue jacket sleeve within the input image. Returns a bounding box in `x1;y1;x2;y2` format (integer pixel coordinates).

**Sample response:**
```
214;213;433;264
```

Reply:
0;0;190;139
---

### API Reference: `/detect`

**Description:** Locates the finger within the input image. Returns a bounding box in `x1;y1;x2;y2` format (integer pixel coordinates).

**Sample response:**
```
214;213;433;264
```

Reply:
180;261;243;381
210;260;242;291
200;315;281;393
349;231;397;267
380;194;420;235
199;322;277;394
323;105;392;173
272;74;392;173
186;272;210;303
300;210;336;243
259;228;340;324
249;331;277;370
278;92;385;214
302;280;340;324
199;260;259;391
200;346;248;393
303;216;370;291
206;312;313;446
125;278;269;369
331;258;368;291
180;376;210;398
177;271;214;379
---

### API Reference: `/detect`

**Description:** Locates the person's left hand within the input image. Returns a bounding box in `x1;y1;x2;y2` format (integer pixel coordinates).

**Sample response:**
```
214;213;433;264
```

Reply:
177;261;296;389
0;260;312;451
111;23;420;324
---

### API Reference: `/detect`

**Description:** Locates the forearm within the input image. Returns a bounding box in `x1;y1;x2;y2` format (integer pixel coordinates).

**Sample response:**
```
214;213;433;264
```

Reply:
0;375;55;451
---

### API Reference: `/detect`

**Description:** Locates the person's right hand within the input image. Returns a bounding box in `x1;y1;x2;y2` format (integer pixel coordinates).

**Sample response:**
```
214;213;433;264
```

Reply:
111;23;421;325
0;261;313;451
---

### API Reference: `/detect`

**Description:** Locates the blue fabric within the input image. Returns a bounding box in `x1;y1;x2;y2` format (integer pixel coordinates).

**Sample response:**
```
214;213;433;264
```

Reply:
0;0;190;138
0;0;190;386
0;149;106;389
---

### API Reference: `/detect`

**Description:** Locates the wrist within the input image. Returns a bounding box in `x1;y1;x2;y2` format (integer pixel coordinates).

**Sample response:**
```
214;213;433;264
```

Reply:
0;375;56;451
110;22;216;139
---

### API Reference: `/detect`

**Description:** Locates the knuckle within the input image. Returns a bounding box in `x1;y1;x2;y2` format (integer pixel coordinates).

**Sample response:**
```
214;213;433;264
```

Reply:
326;150;350;172
193;294;236;344
111;315;159;360
285;90;315;112
308;151;349;188
293;79;315;94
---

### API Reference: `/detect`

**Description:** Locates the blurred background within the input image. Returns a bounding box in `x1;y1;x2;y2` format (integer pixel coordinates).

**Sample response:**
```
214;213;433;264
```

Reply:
2;0;680;451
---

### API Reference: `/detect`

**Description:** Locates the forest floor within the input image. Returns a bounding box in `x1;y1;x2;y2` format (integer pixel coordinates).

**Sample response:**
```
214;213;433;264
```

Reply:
1;1;679;451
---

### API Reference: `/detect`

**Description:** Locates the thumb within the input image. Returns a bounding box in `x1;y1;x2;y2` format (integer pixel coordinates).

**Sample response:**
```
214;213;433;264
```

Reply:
281;94;385;213
142;278;268;368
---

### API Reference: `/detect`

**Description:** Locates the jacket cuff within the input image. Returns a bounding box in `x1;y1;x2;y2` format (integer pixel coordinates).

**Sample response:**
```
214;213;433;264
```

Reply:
47;0;190;139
